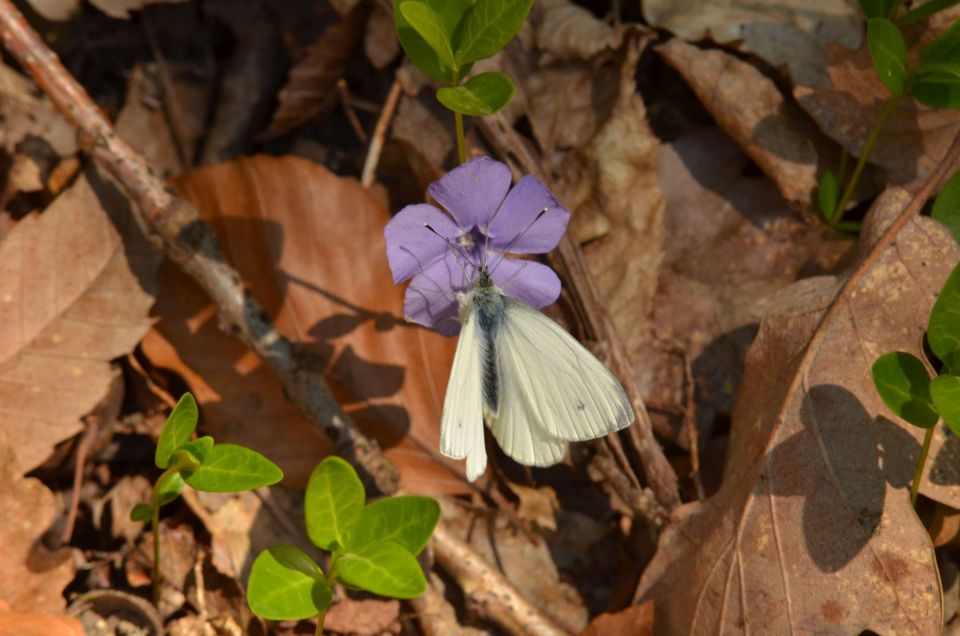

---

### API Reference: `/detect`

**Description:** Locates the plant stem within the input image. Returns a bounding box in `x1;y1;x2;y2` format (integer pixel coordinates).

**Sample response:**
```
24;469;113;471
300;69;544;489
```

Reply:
315;609;327;636
150;467;177;605
832;94;900;226
910;425;936;507
454;110;466;165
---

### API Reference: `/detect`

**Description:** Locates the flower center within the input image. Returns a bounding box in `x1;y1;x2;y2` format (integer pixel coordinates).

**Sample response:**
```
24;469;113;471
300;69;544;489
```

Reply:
457;228;486;258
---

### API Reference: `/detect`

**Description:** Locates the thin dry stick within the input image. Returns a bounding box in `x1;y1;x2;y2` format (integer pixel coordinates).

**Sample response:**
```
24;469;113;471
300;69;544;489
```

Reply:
361;77;402;188
0;6;567;634
337;78;369;143
60;417;99;544
432;522;572;636
0;0;399;496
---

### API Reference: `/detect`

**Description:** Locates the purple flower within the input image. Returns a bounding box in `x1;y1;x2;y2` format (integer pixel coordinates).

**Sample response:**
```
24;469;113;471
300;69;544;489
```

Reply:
384;157;570;335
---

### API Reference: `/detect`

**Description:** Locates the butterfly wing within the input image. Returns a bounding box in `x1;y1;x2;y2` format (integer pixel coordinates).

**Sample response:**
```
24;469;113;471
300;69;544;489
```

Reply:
492;297;634;461
439;306;487;480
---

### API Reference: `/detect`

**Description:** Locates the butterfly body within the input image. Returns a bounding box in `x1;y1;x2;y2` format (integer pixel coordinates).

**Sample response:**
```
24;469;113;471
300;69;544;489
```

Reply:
443;264;634;480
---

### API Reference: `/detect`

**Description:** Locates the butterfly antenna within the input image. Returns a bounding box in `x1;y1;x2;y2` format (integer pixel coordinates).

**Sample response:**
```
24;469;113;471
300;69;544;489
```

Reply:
423;223;476;289
489;207;550;276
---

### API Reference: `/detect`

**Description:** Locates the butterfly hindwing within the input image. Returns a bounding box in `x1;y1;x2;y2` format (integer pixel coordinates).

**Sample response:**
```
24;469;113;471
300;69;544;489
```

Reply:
494;298;634;447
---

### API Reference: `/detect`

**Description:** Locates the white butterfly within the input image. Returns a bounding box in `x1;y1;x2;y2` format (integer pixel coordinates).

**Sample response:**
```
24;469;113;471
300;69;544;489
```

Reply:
440;264;635;481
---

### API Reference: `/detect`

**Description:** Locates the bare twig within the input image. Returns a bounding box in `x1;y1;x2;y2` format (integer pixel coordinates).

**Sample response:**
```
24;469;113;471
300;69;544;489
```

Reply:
337;78;369;143
0;7;574;635
432;523;571;636
60;417;98;545
361;77;402;188
475;38;680;515
0;0;399;496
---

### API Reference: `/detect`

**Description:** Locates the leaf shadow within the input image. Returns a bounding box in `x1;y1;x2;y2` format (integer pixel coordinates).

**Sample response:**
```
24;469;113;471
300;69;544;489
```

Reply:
760;384;919;573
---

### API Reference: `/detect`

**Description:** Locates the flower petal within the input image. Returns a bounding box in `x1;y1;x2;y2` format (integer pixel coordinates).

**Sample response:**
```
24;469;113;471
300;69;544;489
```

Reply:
385;204;461;283
428;157;512;230
489;258;561;309
488;175;570;254
404;251;471;336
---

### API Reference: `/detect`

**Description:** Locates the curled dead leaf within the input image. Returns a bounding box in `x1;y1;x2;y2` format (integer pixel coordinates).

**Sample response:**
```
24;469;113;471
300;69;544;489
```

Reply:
533;0;626;61
658;39;820;206
643;0;862;85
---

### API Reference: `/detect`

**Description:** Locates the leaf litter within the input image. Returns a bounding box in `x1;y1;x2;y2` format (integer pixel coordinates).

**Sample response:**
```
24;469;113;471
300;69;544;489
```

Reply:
2;1;960;634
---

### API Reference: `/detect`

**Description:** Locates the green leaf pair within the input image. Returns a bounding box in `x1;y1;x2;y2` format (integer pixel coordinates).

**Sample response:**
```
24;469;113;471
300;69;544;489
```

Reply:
394;0;529;116
131;393;284;522
872;261;960;436
866;17;960;109
247;457;441;622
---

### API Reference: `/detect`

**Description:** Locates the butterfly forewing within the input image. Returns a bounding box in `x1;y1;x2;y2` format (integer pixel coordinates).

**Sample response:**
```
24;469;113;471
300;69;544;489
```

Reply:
494;298;634;445
440;308;486;479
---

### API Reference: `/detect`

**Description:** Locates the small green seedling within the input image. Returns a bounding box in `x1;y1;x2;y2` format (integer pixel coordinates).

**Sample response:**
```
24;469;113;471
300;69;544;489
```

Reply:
394;0;533;163
872;176;960;505
246;456;440;633
131;393;283;603
818;3;960;230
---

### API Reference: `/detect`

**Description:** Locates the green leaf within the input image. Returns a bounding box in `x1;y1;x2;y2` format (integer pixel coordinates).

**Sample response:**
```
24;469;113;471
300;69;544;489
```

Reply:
179;436;214;464
932;169;960;244
400;2;456;69
454;0;534;64
183;444;283;492
871;352;939;428
155;393;198;469
919;21;960;67
395;0;473;83
910;65;960;109
130;503;152;522
932;375;960;437
928;262;960;371
834;219;863;234
897;0;960;24
859;0;897;19
305;457;365;551
867;18;908;96
247;546;331;621
156;471;185;506
436;71;515;116
348;496;440;555
818;170;840;222
334;540;427;598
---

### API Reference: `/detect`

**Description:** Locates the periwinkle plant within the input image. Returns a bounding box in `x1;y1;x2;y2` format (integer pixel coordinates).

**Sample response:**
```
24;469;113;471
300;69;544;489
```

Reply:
818;1;960;231
394;0;532;163
130;393;284;603
246;457;440;633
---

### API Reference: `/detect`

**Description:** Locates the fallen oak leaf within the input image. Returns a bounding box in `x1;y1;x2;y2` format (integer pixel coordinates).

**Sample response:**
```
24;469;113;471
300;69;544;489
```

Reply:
0;173;158;472
0;432;75;616
636;188;956;633
0;600;82;636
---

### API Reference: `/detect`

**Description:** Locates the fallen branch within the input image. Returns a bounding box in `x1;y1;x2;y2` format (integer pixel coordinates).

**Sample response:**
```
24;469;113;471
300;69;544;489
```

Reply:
0;4;567;634
0;0;398;496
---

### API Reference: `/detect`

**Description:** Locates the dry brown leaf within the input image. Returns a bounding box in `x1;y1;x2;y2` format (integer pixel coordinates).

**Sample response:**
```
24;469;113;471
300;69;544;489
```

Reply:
0;432;75;615
561;45;663;353
115;66;184;177
0;65;75;159
643;0;862;85
658;39;820;205
533;0;625;61
795;41;960;185
581;602;654;636
142;155;465;493
0;174;158;472
265;6;367;137
637;189;956;633
324;598;401;635
0;601;82;636
364;0;401;70
25;0;187;21
638;128;848;445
